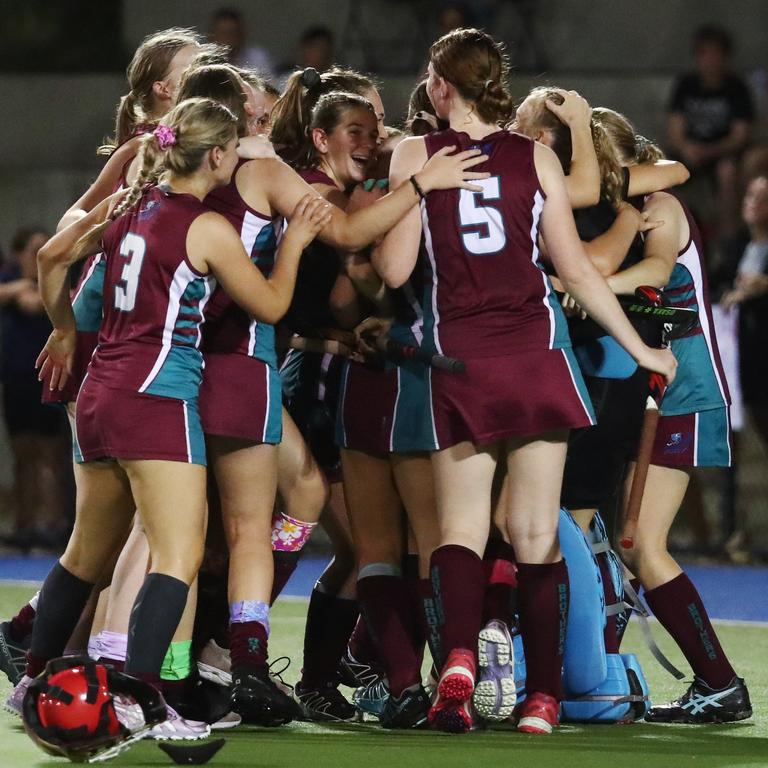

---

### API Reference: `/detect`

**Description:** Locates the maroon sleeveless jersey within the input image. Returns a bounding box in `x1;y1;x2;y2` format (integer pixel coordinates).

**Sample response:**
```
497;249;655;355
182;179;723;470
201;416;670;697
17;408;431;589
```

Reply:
420;129;570;358
90;185;216;401
202;159;282;366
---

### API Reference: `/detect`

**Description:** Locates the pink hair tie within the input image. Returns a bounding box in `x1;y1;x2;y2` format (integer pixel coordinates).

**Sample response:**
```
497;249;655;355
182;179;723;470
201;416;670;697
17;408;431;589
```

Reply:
154;124;177;150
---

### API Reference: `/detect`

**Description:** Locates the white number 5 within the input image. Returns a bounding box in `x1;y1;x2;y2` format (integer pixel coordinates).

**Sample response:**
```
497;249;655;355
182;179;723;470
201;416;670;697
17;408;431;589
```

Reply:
458;177;506;255
114;233;146;312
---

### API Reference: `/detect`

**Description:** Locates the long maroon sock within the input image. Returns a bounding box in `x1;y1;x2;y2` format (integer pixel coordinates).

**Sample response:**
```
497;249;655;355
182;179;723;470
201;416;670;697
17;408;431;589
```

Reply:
301;588;359;688
617;577;641;649
419;577;443;670
270;551;300;606
357;573;422;696
596;556;619;653
482;539;517;626
644;573;735;689
347;616;378;664
229;621;268;672
517;560;569;700
430;545;484;665
9;603;36;642
403;554;426;668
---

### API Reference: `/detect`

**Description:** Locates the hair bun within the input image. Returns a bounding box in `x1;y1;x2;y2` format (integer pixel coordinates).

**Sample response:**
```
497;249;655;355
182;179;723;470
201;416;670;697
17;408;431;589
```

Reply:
300;67;321;91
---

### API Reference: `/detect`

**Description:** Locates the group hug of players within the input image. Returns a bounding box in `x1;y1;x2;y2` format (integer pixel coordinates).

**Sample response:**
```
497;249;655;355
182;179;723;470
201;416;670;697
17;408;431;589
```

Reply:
0;24;755;757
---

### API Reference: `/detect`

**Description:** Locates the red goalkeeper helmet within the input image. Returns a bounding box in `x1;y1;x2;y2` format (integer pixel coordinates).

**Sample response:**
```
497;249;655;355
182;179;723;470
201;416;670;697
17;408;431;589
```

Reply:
22;656;165;762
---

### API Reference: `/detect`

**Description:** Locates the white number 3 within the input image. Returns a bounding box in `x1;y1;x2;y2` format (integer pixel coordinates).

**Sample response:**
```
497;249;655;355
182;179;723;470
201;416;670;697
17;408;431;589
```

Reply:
114;233;146;312
458;177;506;255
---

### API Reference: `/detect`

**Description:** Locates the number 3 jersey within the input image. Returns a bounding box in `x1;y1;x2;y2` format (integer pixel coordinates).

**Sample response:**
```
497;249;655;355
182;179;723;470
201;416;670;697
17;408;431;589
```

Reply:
91;185;216;401
420;128;570;359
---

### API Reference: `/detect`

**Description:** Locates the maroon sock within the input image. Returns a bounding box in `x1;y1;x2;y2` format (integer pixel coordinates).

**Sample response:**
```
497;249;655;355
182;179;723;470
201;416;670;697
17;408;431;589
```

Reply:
644;573;735;689
482;540;517;626
347;616;378;664
419;577;444;670
617;577;641;649
517;560;569;700
403;554;426;668
301;588;359;688
270;551;300;606
100;656;125;673
9;603;36;642
357;573;422;696
430;545;484;666
161;677;190;698
596;556;619;653
229;621;268;672
132;671;161;691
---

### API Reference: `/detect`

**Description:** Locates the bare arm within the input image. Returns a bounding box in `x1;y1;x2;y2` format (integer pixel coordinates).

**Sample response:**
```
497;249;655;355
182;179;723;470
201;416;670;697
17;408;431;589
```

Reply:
605;193;682;295
194;195;332;325
535;143;677;381
627;160;690;196
57;138;142;231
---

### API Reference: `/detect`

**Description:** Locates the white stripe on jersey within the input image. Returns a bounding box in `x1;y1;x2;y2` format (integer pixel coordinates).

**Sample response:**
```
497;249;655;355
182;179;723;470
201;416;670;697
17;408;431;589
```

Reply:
560;349;595;425
693;411;700;468
241;210;270;358
527;191;552;348
389;366;402;452
182;400;192;463
677;242;729;408
71;253;103;307
262;362;270;443
421;200;443;355
139;262;209;393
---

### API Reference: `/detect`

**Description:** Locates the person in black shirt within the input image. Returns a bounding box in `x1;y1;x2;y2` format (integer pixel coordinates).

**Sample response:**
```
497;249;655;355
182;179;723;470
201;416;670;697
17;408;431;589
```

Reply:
667;25;754;238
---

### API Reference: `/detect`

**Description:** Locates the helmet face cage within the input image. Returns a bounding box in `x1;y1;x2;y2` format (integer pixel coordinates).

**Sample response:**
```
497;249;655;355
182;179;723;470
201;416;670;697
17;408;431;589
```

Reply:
22;656;166;762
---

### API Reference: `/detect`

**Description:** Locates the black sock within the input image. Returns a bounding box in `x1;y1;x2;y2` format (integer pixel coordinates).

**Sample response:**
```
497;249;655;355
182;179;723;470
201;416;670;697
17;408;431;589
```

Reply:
193;570;229;653
125;573;188;684
27;562;93;676
270;551;301;605
300;587;359;689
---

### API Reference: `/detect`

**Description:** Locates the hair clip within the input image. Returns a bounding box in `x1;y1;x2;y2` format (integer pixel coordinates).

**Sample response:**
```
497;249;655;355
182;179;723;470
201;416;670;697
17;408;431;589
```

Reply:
300;67;322;91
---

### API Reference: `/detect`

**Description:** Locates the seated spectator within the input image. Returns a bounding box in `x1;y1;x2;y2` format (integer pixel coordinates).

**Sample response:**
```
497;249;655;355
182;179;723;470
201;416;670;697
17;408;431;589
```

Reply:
209;6;275;77
667;25;755;239
0;227;70;551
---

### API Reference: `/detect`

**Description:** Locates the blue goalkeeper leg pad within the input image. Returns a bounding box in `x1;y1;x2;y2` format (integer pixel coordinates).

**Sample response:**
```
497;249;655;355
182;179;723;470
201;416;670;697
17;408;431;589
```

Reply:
559;508;607;695
561;652;650;723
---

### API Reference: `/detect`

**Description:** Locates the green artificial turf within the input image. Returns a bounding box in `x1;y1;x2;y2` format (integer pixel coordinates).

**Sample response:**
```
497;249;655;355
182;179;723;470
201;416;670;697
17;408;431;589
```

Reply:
1;584;766;768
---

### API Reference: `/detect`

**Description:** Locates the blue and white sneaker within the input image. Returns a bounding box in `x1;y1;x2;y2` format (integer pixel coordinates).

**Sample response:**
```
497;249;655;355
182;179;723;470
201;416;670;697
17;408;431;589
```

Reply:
645;676;752;724
352;677;390;718
472;619;516;722
3;674;32;718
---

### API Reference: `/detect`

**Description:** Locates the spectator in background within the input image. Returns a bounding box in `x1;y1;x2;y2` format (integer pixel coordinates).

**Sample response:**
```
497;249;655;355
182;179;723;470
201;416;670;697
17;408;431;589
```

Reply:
295;26;334;72
0;227;70;551
210;6;276;78
667;25;755;240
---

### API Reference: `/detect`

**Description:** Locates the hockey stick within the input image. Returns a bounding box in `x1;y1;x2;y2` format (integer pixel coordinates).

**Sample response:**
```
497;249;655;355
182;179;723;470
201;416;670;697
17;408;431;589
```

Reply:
619;286;697;551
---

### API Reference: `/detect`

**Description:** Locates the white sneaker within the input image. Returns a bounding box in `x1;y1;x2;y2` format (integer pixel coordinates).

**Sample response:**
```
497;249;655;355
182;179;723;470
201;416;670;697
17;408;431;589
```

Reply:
113;694;146;731
472;619;516;722
197;640;231;687
4;674;32;717
146;705;211;741
211;710;242;730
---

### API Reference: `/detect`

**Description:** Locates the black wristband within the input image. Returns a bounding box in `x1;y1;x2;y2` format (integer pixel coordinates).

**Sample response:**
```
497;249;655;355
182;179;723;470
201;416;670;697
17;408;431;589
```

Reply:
409;174;426;200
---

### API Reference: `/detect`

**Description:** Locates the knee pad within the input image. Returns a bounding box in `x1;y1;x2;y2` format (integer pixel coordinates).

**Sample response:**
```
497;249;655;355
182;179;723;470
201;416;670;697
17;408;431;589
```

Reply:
559;508;607;695
560;652;650;723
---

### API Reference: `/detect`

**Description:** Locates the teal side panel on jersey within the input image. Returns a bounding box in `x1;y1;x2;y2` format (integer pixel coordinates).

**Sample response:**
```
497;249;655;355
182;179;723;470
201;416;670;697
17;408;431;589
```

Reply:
562;347;597;424
264;364;283;444
661;335;728;415
390;361;438;453
72;257;106;333
695;407;731;467
251;323;277;367
543;278;573;350
144;347;203;401
559;507;607;696
184;398;207;466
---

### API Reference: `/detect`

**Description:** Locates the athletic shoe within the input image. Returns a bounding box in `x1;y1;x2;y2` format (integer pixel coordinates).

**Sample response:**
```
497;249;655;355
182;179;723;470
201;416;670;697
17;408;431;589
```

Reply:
113;694;147;731
269;656;294;697
472;619;516;722
197;639;232;687
147;705;211;741
338;648;385;689
428;648;476;734
294;681;359;722
516;691;559;734
3;674;32;717
210;710;242;730
645;677;752;724
164;674;233;726
231;667;298;727
379;685;430;730
0;621;29;686
352;677;390;718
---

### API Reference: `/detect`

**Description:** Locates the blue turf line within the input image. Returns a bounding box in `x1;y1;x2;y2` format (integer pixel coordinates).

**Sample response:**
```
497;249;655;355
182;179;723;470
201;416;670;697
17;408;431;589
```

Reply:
0;554;765;622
